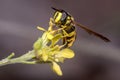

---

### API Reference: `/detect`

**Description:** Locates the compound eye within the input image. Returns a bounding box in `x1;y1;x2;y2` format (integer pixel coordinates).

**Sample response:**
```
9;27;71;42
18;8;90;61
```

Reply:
61;12;67;21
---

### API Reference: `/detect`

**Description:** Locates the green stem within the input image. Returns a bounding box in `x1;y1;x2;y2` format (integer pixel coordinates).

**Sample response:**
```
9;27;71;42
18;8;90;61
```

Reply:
0;50;36;66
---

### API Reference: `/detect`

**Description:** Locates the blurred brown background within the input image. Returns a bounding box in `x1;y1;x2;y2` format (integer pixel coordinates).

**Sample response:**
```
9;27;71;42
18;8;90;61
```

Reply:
0;0;120;80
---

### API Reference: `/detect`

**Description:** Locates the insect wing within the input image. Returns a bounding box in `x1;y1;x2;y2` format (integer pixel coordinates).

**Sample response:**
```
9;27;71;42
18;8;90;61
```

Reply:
73;21;110;42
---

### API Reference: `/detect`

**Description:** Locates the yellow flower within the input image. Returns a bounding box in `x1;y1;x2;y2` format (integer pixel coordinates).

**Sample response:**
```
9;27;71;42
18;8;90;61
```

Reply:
34;26;75;76
54;48;75;63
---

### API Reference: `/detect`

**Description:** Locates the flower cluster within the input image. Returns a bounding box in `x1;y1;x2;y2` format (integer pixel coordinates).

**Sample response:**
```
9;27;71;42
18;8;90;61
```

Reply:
0;18;75;76
33;18;75;76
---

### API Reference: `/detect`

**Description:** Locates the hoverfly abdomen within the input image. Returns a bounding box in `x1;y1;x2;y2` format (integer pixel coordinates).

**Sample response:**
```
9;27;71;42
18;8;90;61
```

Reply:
64;26;75;33
62;25;76;48
64;33;76;48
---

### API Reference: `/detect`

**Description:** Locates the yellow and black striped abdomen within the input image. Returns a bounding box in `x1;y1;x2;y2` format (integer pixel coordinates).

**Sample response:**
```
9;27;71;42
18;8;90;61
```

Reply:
63;26;76;48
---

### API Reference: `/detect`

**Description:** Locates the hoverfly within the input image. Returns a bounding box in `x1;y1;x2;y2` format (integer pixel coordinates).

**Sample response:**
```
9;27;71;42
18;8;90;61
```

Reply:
51;7;110;48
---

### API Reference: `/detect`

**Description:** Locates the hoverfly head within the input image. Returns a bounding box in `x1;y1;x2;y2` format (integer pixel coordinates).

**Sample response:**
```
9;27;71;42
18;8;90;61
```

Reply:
52;7;70;25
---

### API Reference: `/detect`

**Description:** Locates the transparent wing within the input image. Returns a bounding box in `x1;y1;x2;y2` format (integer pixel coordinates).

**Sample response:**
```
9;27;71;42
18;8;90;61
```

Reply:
73;21;111;42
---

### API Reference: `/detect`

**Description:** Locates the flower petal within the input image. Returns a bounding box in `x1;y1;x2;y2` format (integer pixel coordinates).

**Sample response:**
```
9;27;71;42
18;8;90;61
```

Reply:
37;26;46;31
58;48;75;58
51;62;63;76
